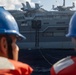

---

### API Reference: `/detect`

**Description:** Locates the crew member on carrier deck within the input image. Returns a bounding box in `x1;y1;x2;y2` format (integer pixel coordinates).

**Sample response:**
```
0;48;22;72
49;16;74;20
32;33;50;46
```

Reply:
0;7;33;75
50;12;76;75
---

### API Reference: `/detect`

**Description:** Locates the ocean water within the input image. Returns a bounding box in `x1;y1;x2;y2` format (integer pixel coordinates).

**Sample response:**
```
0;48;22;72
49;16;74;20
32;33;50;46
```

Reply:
18;49;76;75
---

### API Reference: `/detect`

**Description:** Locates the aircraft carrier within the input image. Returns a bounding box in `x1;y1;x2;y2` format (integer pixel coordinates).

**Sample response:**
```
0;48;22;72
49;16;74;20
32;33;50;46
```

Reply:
8;0;76;49
6;1;76;75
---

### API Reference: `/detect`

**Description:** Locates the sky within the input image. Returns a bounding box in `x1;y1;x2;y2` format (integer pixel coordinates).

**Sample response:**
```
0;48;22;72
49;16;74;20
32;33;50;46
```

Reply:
0;0;76;11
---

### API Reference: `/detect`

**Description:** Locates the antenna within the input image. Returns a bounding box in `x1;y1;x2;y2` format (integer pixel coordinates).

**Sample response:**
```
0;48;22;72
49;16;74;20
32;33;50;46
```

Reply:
63;0;65;6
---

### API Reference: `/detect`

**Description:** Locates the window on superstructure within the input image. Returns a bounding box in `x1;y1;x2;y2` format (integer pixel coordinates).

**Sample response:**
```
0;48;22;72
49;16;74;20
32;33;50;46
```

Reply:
43;32;53;37
56;27;68;32
44;22;49;24
21;21;27;26
56;22;65;24
53;32;65;36
47;15;54;18
56;28;66;30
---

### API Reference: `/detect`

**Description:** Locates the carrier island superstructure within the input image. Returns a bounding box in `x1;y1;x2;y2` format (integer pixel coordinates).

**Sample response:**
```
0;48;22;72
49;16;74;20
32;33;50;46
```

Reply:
8;0;76;49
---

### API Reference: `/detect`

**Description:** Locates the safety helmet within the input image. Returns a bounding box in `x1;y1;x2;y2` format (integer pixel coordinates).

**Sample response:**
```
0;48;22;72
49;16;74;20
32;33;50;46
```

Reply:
66;12;76;37
0;7;26;39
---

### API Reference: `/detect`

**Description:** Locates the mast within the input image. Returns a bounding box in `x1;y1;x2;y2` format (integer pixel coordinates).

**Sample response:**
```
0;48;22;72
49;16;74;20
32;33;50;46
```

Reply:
63;0;65;6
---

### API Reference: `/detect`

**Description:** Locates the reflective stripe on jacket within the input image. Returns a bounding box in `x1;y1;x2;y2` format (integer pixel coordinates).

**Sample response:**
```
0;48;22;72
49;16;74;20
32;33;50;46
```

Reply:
0;57;33;75
51;56;76;75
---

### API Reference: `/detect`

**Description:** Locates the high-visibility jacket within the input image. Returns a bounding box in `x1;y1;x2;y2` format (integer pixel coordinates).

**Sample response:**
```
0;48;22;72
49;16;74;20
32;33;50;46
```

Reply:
51;56;76;75
0;57;33;75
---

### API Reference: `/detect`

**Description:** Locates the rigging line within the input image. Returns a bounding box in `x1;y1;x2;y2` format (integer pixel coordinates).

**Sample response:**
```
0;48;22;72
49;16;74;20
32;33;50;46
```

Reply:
39;49;53;66
46;54;60;59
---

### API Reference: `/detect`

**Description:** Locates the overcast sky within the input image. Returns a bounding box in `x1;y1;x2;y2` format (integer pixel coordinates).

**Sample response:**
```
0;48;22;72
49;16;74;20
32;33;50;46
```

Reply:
0;0;76;11
0;0;33;10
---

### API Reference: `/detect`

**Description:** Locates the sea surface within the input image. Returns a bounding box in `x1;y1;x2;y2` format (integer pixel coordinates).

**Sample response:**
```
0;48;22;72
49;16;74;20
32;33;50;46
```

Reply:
18;48;76;75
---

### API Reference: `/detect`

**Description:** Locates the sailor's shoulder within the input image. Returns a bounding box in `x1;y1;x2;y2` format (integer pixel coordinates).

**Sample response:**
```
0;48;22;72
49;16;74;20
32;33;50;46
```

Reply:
0;57;15;70
53;56;75;74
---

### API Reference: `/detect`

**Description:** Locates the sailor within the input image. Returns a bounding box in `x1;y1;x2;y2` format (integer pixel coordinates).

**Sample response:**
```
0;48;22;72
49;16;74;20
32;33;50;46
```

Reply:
0;7;33;75
50;12;76;75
